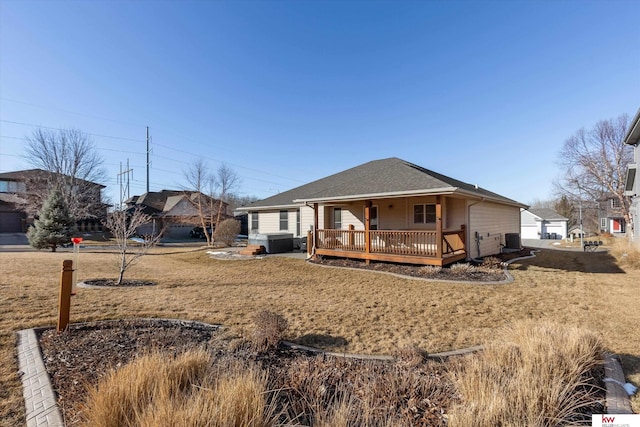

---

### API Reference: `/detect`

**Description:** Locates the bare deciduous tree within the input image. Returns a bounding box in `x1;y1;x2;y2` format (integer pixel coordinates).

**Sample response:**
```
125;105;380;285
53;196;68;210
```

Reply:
555;114;634;235
22;128;107;220
183;160;217;246
213;163;240;228
103;207;163;285
183;161;240;246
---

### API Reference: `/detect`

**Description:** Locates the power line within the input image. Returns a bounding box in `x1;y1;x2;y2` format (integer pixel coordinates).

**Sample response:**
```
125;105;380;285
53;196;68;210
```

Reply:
0;119;145;143
0;97;146;128
0;134;146;155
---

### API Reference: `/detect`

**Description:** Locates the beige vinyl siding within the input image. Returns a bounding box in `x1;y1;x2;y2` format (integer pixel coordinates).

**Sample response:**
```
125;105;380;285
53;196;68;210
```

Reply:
468;201;520;258
300;205;314;236
445;197;466;230
255;211;281;234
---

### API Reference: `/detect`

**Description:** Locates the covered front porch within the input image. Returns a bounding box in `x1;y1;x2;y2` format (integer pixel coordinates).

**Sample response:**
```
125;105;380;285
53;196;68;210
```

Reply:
307;197;468;266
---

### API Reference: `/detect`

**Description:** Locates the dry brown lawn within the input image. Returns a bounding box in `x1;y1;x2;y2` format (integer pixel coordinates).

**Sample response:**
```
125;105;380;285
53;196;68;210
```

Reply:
1;246;639;425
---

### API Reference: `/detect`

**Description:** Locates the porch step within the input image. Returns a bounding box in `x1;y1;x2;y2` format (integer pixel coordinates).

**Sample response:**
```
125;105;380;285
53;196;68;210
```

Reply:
239;245;265;256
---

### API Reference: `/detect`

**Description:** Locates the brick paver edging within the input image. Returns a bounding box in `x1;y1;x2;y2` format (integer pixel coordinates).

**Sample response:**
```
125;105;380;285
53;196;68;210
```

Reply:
16;329;64;427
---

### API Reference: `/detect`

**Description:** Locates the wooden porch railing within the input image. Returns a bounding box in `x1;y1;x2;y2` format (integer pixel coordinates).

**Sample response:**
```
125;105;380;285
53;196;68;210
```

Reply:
316;227;466;258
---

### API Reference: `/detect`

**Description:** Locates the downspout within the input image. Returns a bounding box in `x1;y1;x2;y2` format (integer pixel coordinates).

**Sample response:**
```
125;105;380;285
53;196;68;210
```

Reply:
467;198;485;260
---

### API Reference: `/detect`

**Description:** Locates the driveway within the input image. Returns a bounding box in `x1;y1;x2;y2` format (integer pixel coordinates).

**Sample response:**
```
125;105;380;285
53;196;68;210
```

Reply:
0;233;35;252
522;238;589;252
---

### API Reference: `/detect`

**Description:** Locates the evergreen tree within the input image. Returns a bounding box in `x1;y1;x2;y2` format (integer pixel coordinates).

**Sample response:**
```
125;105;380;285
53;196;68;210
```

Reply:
27;189;75;252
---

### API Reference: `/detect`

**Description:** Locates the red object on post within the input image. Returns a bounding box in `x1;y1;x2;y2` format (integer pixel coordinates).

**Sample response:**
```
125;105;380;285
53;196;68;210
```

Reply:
71;237;83;245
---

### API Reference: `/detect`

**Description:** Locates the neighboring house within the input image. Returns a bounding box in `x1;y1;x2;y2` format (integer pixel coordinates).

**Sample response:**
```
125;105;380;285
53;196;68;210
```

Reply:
568;225;586;240
598;196;627;235
0;169;106;233
624;108;639;247
237;157;527;266
520;208;568;239
125;190;230;240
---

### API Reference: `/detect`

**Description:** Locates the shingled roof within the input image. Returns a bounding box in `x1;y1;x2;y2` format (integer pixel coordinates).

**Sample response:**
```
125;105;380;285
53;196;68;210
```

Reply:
241;158;525;210
0;168;106;188
525;208;568;221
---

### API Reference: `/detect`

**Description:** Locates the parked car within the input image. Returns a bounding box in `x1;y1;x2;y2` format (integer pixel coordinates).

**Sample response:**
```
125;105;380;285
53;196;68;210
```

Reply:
190;226;213;239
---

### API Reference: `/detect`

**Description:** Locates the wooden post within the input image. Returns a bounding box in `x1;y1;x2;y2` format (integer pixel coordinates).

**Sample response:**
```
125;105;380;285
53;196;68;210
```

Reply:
348;224;355;248
307;230;312;256
313;203;319;255
57;260;73;333
364;201;371;264
435;196;443;259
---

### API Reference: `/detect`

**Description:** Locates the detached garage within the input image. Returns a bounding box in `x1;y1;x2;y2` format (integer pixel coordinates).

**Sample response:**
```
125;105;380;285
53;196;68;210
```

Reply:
521;208;568;240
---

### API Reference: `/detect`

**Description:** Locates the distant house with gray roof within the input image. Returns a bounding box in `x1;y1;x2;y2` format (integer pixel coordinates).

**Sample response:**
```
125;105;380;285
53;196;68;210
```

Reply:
125;190;229;240
520;208;568;240
237;157;527;265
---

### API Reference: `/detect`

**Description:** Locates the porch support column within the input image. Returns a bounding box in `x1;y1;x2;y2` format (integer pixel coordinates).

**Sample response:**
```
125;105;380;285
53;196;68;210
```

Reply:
313;203;319;255
436;195;443;259
364;200;372;262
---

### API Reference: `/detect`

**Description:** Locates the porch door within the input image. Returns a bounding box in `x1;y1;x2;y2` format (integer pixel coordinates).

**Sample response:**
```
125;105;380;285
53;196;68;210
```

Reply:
370;206;378;230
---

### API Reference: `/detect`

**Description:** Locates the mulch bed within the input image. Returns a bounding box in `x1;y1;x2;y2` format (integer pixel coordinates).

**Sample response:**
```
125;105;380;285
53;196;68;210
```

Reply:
39;319;219;425
309;248;533;282
82;279;156;287
38;319;456;426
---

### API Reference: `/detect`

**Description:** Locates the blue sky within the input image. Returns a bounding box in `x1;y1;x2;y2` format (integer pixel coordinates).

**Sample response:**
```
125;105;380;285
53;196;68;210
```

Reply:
1;0;638;207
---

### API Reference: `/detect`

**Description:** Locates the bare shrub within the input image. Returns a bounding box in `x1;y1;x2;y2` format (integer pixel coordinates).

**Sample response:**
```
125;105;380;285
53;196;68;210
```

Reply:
214;218;241;247
448;320;604;427
480;256;502;270
251;310;288;351
392;344;429;368
278;356;455;426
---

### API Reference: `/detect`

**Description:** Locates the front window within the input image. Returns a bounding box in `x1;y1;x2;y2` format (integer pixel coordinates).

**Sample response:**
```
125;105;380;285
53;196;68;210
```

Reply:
296;210;301;236
251;212;258;232
0;180;26;193
279;210;288;231
600;218;607;230
334;208;342;229
611;198;622;209
413;204;436;224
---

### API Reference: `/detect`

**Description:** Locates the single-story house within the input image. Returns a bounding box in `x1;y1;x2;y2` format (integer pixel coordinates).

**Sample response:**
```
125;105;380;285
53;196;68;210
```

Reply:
237;158;528;266
568;225;586;240
624;108;639;247
125;190;230;240
520;208;568;239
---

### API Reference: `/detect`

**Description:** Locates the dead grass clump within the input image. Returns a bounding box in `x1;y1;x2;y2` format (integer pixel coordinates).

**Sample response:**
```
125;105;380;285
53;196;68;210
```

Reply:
480;256;502;270
418;265;442;276
251;310;289;351
449;262;477;275
81;349;275;427
449;320;604;427
392;344;429;368
609;238;640;269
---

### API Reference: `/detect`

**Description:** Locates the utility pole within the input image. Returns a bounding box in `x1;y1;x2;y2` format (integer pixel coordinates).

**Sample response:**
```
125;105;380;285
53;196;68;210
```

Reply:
117;159;133;209
146;126;150;193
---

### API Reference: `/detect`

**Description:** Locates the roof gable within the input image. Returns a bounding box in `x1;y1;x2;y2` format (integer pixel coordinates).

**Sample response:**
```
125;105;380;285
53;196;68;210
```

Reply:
243;158;525;209
525;208;568;221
